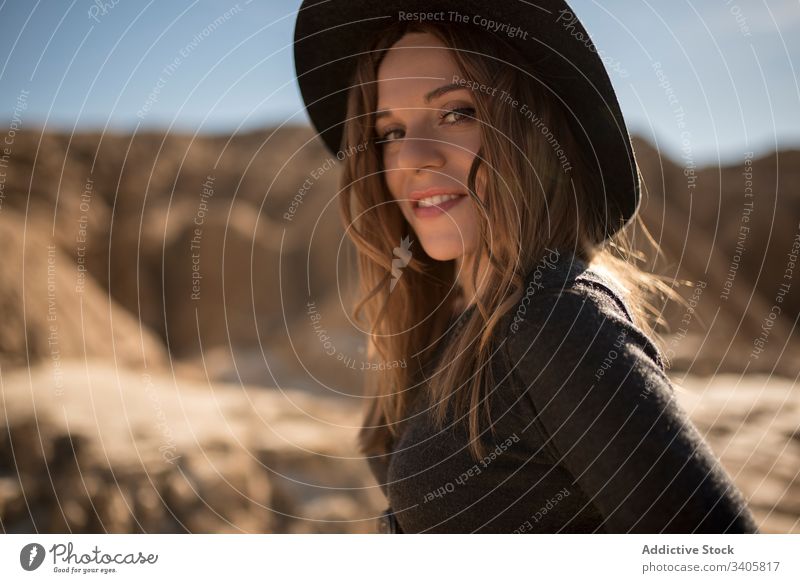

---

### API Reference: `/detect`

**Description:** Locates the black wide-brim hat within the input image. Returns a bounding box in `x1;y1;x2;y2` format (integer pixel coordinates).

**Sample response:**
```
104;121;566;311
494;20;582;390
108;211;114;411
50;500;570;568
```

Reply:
292;0;641;239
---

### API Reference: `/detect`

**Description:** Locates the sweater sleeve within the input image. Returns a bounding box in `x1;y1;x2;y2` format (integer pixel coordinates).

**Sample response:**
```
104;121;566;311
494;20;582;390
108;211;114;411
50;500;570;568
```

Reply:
502;284;760;533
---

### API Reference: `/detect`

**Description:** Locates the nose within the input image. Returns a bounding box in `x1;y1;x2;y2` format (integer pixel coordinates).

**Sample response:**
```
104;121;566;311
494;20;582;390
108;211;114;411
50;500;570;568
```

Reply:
395;127;446;174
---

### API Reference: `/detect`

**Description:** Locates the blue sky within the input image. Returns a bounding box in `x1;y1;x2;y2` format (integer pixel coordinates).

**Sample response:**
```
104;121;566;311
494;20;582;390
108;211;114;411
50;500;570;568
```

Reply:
1;0;798;165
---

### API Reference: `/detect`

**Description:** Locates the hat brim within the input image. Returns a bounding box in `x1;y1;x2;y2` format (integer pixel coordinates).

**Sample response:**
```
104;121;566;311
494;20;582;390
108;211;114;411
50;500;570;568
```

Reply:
292;0;641;238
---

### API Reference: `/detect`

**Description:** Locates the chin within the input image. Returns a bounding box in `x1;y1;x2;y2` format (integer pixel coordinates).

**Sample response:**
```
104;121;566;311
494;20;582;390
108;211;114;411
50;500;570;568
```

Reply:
419;242;465;262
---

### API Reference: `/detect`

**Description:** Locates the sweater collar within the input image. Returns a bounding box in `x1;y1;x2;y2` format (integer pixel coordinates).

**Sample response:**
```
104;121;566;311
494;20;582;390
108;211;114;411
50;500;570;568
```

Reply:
522;246;589;292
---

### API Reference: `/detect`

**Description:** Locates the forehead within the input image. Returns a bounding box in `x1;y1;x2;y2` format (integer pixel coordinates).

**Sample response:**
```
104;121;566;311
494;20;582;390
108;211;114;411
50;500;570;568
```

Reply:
377;32;460;102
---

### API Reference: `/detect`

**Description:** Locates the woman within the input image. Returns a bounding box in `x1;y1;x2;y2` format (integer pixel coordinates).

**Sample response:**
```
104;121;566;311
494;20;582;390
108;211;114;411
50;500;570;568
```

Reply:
293;1;760;533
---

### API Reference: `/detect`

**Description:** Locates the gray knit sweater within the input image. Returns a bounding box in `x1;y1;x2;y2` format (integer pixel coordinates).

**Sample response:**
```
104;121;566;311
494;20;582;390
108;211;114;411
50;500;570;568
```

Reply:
367;248;760;533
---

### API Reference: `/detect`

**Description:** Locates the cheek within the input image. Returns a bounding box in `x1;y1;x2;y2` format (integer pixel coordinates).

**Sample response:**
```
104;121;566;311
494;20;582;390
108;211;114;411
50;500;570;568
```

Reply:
387;183;408;219
381;170;413;222
381;166;402;200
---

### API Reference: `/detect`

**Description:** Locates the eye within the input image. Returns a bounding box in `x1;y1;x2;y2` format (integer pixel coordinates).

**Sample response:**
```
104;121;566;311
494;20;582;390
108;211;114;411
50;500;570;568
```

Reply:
440;106;476;125
375;127;404;145
374;105;477;146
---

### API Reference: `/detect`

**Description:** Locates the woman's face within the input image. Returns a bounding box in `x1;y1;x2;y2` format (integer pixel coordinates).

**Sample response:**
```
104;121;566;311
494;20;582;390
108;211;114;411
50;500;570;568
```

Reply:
375;32;485;262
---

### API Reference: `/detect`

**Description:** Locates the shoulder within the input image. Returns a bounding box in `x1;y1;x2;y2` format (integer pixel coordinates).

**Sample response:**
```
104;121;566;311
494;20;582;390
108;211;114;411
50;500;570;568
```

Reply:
495;253;757;533
499;248;667;375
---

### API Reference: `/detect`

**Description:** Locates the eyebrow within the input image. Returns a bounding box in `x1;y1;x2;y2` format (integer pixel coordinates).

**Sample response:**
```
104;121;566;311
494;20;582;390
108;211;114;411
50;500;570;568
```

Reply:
374;82;468;121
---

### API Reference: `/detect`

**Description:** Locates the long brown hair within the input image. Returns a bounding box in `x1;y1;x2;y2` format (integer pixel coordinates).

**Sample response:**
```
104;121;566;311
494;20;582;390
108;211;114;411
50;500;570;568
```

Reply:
337;20;683;462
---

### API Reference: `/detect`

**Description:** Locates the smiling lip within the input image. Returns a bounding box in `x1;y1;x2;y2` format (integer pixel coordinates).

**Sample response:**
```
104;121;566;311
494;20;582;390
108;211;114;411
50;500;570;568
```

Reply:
408;187;468;219
409;187;466;204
